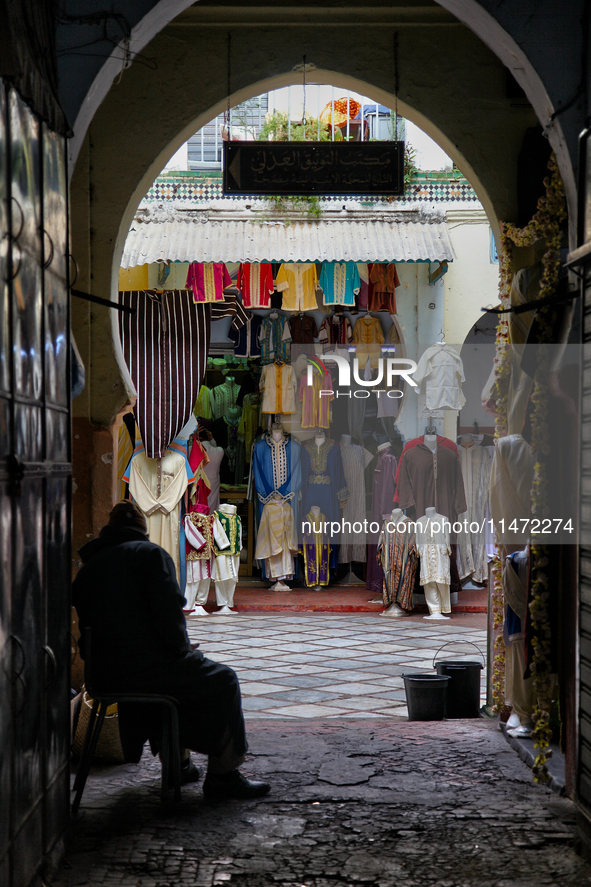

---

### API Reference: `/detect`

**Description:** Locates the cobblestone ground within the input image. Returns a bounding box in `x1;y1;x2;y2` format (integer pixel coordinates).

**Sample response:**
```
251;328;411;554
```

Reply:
53;719;591;887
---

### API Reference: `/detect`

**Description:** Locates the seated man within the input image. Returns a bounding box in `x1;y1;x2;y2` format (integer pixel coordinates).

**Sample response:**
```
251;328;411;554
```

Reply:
72;501;270;800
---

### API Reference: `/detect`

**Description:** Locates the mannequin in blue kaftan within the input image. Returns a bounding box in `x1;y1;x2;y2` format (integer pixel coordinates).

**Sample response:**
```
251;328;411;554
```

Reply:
300;437;349;545
251;433;302;522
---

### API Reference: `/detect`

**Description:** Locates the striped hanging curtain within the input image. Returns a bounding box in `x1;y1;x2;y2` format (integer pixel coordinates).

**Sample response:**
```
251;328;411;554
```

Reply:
118;290;210;458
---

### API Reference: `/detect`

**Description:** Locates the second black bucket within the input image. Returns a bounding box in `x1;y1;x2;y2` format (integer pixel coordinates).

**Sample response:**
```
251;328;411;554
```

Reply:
402;673;451;721
433;642;485;719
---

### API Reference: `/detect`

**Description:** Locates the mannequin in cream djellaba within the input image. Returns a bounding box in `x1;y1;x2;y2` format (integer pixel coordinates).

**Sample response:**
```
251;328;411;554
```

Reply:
415;506;452;619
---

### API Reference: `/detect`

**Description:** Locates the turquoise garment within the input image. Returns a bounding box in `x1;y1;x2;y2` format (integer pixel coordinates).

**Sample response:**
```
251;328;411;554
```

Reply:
259;315;291;365
319;262;361;307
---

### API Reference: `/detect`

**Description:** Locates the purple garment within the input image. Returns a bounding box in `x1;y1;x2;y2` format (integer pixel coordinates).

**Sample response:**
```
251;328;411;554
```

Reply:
366;446;398;594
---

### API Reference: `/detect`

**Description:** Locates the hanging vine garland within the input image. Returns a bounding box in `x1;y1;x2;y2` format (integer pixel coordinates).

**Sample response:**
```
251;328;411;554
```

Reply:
492;156;566;780
488;224;513;714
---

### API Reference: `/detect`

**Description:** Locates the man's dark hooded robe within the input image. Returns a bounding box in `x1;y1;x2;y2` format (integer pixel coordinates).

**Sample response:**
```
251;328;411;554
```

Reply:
72;525;247;763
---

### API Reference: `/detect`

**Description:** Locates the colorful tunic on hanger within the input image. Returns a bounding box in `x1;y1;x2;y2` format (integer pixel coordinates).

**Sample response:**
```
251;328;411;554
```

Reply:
276;263;318;311
318;315;353;352
300;439;349;531
377;516;417;611
193;384;213;420
319;261;361;307
260;362;297;414
352;316;385;369
369;263;401;313
259;315;292;364
299;369;333;429
414;344;466;411
229;314;262;357
185;262;232;303
236;263;275;307
288;314;318;344
301;510;331;586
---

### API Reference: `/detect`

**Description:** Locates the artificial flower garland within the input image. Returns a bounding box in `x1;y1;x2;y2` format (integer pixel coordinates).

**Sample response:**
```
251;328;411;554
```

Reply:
492;156;566;781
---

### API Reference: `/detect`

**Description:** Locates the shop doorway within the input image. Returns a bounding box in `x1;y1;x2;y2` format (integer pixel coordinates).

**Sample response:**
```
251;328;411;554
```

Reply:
112;84;495;720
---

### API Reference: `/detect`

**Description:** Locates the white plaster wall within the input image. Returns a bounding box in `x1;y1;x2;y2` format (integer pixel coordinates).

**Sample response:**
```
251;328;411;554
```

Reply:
443;208;500;436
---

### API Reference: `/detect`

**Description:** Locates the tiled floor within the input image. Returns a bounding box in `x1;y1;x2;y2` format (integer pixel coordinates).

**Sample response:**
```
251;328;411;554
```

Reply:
185;612;488;719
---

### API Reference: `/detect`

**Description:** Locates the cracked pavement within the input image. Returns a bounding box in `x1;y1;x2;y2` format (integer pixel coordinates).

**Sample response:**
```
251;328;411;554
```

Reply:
53;719;591;887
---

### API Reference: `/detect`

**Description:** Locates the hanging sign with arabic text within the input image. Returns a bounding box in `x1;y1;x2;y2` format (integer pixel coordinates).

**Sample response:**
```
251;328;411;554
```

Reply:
223;141;405;196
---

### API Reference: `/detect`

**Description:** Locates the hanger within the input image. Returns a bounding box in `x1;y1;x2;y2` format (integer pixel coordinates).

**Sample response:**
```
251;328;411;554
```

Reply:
436;327;446;345
424;419;437;435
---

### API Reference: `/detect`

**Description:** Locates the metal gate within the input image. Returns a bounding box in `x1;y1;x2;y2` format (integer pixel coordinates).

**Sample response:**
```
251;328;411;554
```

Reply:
0;82;72;887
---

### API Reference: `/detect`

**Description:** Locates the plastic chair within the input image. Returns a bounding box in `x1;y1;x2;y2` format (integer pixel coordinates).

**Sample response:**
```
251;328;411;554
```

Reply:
72;628;182;814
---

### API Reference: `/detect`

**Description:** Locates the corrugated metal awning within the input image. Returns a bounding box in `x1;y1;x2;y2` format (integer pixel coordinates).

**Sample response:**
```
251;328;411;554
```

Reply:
121;209;455;267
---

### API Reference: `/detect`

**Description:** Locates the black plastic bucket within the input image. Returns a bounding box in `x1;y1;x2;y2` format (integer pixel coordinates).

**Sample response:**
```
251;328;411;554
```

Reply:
402;673;451;721
433;640;485;718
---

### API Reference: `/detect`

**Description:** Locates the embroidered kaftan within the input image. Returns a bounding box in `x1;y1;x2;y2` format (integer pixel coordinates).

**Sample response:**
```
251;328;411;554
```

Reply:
352;316;385;370
185;262;232;303
259;315;291;364
339;443;373;562
415;512;452;585
318;262;360;307
236;263;274;307
301;511;332;586
251;435;302;520
124;441;194;583
211;381;240;420
260;362;297;414
213;504;242;581
299;369;333;429
377;516;417;611
300;440;349;534
276;263;318;311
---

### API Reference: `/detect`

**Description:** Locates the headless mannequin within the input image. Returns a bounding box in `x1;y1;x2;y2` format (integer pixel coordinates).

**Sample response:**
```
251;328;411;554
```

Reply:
380;508;408;617
424;433;437;453
315;430;326;449
269;421;292;592
419;505;451;620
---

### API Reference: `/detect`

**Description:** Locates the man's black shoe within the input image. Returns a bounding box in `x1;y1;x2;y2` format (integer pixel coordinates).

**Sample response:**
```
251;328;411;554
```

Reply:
167;760;202;785
203;769;271;800
180;761;202;785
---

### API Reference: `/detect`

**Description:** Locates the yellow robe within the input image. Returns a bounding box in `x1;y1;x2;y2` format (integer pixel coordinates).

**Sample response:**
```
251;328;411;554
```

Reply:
276;263;318;312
